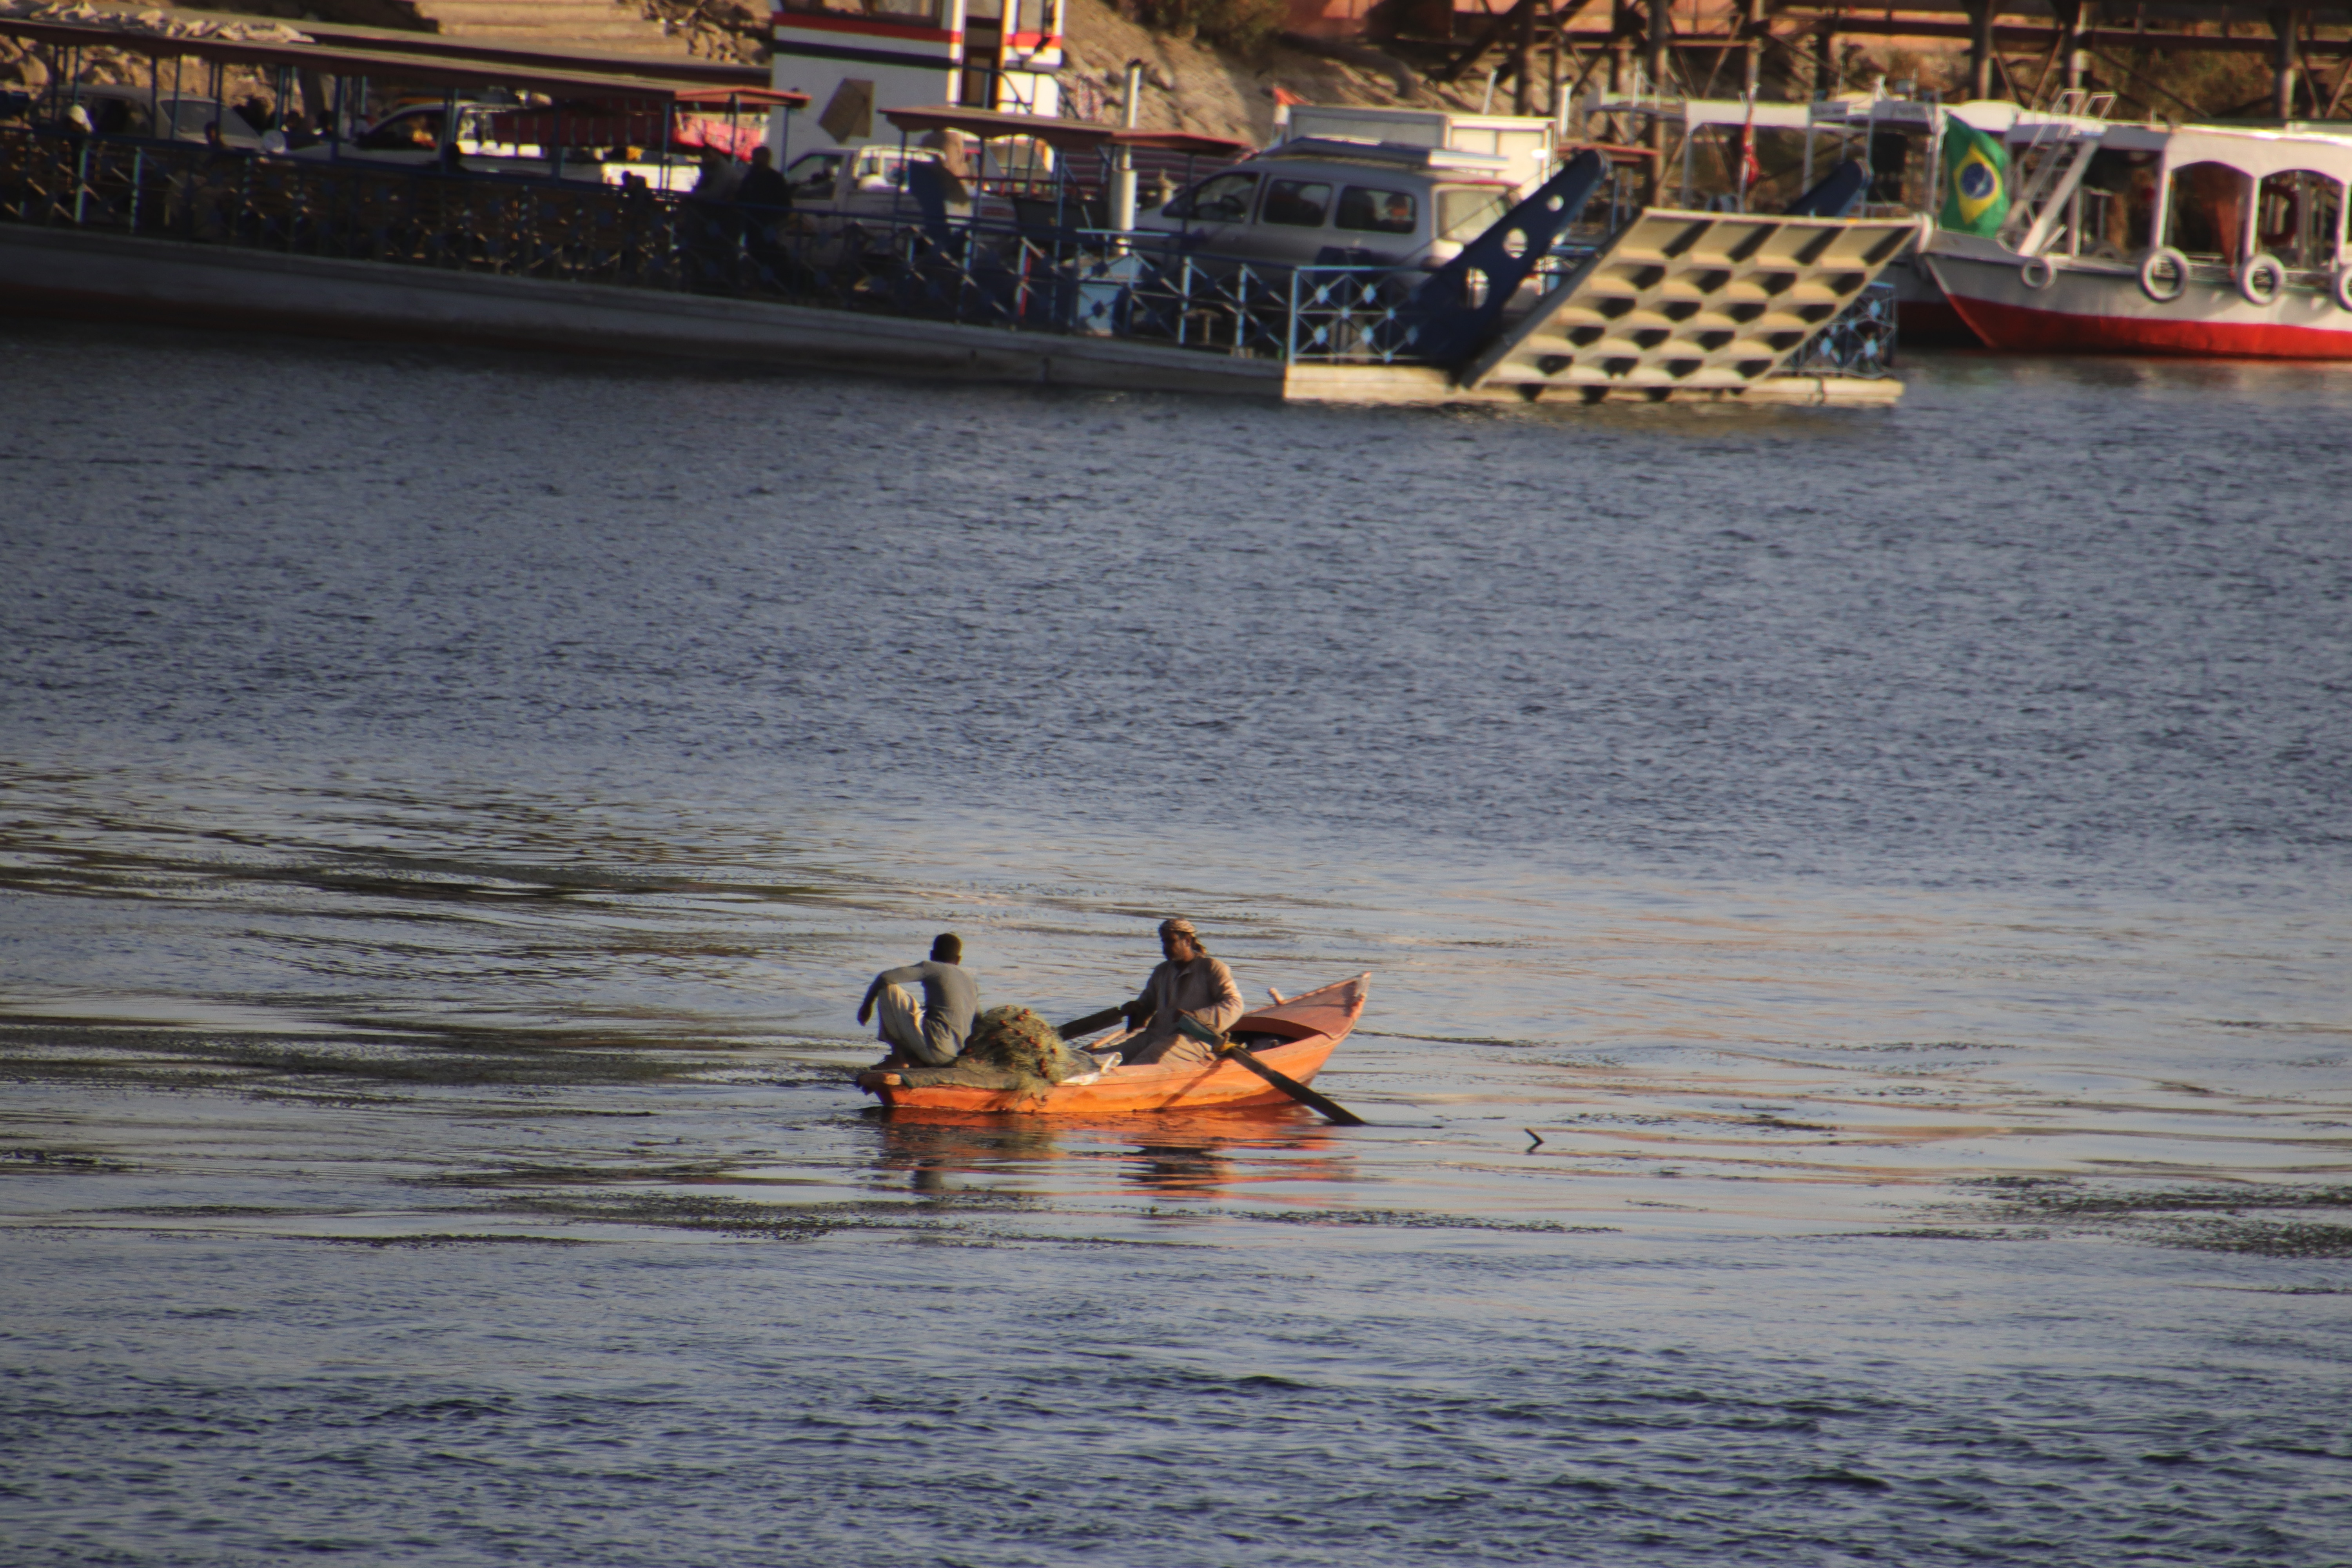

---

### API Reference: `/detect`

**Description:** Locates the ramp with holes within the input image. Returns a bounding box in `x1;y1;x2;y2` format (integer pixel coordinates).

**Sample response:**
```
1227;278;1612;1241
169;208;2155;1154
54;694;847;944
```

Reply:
1460;209;1921;395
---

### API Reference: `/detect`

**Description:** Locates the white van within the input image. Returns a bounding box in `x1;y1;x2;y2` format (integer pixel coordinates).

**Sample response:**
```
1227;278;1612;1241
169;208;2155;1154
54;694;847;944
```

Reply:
1134;140;1520;270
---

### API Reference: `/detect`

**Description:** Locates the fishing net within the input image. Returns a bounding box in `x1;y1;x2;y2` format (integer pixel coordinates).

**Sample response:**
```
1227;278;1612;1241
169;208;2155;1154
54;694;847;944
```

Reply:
891;1005;1102;1096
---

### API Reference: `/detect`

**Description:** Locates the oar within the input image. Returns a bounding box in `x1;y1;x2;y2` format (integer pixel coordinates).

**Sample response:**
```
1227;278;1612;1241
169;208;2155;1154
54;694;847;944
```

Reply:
1216;1041;1366;1125
1058;1006;1367;1127
1174;1014;1366;1127
1056;1004;1130;1038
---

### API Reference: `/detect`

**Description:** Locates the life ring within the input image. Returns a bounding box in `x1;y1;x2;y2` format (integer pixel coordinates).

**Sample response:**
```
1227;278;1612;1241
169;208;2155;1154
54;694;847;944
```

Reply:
2019;255;2056;290
2140;246;2189;303
2237;252;2286;307
2332;263;2352;312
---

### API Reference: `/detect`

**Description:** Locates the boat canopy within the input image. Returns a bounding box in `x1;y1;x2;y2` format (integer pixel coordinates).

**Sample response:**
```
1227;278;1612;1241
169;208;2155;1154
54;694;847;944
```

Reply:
883;105;1116;151
880;104;1250;160
0;13;800;106
2143;123;2352;180
1110;128;1256;159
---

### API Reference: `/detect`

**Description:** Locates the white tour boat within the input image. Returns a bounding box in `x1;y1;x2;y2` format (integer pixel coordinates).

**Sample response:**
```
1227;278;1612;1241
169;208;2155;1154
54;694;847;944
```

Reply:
1924;106;2352;358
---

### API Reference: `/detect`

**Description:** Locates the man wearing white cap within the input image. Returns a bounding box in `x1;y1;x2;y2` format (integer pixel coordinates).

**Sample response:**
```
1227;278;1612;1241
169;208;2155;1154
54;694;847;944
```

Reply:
1115;918;1245;1067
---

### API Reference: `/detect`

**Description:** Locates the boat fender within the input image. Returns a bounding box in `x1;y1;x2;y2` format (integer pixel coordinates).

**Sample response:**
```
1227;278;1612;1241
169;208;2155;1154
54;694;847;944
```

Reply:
2237;253;2287;307
2140;246;2189;303
2018;256;2056;290
2333;264;2352;312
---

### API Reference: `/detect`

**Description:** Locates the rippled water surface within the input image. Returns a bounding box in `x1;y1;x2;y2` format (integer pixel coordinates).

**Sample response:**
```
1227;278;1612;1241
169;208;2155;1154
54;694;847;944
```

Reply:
2;320;2349;1566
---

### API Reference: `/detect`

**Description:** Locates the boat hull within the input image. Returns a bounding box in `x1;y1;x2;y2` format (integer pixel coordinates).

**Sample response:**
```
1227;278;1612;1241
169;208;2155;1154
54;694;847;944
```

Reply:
858;973;1367;1116
1886;254;1982;347
1926;247;2352;359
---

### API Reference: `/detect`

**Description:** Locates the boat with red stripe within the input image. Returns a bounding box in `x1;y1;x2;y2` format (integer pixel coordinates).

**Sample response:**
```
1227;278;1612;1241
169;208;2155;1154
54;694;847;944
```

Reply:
1925;113;2352;359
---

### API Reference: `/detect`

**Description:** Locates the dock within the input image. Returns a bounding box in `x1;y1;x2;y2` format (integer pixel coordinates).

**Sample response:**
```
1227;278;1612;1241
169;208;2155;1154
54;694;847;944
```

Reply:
0;12;1908;405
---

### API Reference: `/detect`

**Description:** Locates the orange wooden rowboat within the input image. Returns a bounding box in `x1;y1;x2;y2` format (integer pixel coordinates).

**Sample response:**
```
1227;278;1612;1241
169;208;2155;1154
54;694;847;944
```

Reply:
855;973;1368;1116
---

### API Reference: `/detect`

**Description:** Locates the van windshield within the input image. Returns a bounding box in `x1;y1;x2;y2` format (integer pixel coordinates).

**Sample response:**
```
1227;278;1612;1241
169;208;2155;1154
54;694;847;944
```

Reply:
1169;171;1258;221
1438;187;1512;241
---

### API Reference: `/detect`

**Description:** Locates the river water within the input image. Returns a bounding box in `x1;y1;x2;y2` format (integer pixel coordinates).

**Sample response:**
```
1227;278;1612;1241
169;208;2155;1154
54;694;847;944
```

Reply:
2;319;2348;1566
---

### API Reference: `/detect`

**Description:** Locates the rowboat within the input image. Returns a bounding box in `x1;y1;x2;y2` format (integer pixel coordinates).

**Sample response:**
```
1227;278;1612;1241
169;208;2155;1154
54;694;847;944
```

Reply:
855;972;1368;1115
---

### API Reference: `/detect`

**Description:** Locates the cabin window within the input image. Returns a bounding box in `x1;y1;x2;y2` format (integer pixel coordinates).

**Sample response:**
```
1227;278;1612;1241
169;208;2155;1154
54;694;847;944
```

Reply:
1438;186;1512;241
1013;0;1054;36
1336;185;1418;234
2254;169;2343;270
2078;147;2159;260
1260;178;1333;227
2164;160;2252;266
1167;171;1257;221
1868;130;1913;205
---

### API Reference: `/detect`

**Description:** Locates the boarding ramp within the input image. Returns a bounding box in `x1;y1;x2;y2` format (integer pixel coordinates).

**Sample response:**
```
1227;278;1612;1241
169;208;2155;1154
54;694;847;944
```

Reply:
1460;210;1920;395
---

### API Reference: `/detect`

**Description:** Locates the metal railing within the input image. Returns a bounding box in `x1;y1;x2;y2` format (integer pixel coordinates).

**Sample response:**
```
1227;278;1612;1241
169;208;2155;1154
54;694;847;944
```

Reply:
1284;265;1427;365
0;125;1895;377
1785;280;1899;379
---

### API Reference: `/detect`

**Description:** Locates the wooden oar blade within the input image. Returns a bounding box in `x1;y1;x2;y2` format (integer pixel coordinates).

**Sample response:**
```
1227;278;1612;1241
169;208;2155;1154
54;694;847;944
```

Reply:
1220;1043;1367;1127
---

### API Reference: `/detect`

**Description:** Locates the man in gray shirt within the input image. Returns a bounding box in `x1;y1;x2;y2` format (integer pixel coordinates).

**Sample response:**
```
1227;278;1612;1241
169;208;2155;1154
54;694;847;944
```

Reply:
857;933;979;1067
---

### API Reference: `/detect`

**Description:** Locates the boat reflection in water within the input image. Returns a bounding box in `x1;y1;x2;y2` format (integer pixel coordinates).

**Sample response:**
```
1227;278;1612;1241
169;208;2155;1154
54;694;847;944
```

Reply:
864;1105;1354;1205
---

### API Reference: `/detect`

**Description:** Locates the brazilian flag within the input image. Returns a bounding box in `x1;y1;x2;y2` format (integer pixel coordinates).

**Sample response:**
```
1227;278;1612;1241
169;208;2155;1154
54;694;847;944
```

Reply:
1939;123;2009;235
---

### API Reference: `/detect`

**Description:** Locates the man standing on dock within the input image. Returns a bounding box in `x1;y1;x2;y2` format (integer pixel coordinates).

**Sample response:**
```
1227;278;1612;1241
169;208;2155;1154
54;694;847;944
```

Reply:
858;933;978;1067
1118;918;1245;1067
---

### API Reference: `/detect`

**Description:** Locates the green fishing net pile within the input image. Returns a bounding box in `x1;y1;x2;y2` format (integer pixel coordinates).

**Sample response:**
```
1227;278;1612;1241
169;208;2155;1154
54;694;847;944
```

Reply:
895;1005;1101;1096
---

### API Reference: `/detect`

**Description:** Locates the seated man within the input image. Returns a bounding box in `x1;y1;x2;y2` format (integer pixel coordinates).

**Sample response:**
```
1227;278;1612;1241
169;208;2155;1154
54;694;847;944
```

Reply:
1116;917;1244;1068
857;933;978;1067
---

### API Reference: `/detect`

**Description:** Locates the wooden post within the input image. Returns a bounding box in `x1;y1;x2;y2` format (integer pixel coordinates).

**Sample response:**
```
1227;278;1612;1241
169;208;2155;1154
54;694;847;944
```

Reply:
2058;0;2094;92
1606;1;1628;142
1969;0;1996;100
1645;0;1671;202
1514;0;1537;113
1814;19;1838;100
2272;7;2301;120
1742;0;1763;99
1550;21;1566;124
1608;0;1627;97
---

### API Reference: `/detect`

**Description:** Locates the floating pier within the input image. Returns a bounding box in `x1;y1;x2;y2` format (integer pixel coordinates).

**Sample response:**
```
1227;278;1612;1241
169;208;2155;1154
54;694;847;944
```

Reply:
0;11;1907;405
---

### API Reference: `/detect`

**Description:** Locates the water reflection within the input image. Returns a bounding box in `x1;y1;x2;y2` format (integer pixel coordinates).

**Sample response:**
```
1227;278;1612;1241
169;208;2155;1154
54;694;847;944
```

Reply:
865;1107;1354;1204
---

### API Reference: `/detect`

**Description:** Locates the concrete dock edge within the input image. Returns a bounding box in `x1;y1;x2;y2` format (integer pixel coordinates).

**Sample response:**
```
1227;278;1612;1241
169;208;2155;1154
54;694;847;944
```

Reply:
2;223;1901;406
